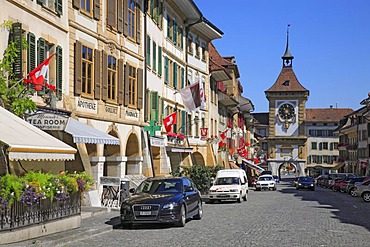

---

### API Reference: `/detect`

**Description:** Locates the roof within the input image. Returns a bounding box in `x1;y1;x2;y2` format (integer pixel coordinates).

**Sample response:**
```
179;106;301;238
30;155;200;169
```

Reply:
252;113;269;125
265;67;309;93
305;108;354;122
208;42;233;67
0;107;76;161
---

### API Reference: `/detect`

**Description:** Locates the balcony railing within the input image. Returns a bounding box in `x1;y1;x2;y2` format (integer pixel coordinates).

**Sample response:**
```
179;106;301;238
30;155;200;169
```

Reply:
0;192;81;232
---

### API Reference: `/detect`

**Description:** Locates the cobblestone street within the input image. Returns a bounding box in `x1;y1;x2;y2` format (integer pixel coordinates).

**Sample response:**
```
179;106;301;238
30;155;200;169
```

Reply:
60;179;370;247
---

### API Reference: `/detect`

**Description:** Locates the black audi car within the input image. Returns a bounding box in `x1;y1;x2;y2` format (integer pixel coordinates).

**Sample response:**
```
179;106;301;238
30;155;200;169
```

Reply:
120;177;202;228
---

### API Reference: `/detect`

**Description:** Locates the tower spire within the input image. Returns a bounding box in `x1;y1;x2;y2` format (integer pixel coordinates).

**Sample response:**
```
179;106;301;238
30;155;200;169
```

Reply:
282;24;294;67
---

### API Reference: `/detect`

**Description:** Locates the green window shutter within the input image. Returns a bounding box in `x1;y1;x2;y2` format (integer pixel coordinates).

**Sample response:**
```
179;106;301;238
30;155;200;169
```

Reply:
146;35;151;67
37;37;47;95
180;27;183;49
181;67;184;88
150;91;158;122
150;0;154;17
152;41;156;72
12;22;23;80
173;62;177;89
158;46;162;76
158;1;163;28
55;0;63;15
173;20;177;44
164;56;168;84
166;14;171;38
27;32;36;73
160;97;164;122
181;110;186;134
56;46;63;100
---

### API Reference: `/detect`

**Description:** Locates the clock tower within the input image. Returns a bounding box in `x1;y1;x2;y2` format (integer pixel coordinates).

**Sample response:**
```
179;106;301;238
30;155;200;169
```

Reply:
264;27;309;177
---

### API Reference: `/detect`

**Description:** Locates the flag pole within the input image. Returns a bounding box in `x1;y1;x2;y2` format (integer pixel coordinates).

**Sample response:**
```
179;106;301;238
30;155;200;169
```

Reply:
8;76;25;90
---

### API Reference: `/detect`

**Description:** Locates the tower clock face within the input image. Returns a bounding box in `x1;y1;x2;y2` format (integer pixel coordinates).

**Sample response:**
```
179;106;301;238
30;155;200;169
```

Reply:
278;103;295;120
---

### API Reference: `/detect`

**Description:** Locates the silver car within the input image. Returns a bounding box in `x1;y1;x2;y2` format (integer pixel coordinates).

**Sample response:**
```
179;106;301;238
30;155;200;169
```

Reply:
353;179;370;202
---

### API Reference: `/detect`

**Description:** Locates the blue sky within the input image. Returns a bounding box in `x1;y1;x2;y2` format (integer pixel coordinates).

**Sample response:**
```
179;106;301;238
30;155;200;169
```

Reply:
194;0;370;113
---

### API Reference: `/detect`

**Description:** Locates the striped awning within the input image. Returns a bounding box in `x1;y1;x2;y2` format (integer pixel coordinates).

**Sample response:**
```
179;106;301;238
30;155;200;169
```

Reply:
242;158;265;173
0;107;76;161
64;118;120;145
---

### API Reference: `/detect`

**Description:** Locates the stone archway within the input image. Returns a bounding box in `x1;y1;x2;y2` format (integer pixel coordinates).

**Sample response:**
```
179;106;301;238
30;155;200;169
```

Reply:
103;130;120;177
125;133;141;175
193;152;205;166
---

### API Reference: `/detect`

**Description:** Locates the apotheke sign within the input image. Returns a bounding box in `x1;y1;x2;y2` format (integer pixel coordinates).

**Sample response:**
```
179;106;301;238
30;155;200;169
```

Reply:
27;113;68;130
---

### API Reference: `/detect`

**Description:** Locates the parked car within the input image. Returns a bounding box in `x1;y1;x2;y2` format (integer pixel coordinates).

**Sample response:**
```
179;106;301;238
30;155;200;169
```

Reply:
332;177;346;192
352;179;370;202
255;175;276;191
208;169;248;203
120;177;202;228
296;176;315;191
340;176;368;195
326;173;356;189
273;175;280;183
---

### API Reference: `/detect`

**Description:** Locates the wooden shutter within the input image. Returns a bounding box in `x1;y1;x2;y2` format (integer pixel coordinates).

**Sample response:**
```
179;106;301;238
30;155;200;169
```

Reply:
150;0;154;16
117;0;124;33
173;62;177;89
56;46;63;100
37;37;46;94
181;67;184;88
150;91;158;122
180;27;183;49
124;64;129;106
55;0;63;15
164;56;168;84
158;1;163;29
27;32;36;73
74;41;82;95
146;35;151;66
181;110;186;134
173;20;177;44
166;14;170;38
102;51;108;101
160;97;164;122
72;0;80;9
12;22;23;80
94;49;101;99
118;59;124;105
136;2;141;44
93;0;100;20
158;46;162;76
137;68;143;109
37;0;46;5
123;0;128;36
107;0;116;28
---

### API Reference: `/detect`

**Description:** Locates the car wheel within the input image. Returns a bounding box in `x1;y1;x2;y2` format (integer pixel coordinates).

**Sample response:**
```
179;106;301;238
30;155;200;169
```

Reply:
237;193;242;203
193;201;202;220
121;222;132;229
243;192;247;201
176;204;186;227
255;188;260;191
209;199;215;204
362;192;370;202
350;188;357;197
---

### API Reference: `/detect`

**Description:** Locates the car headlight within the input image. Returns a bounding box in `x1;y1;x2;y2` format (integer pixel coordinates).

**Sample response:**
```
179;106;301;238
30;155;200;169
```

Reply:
298;183;302;186
163;202;178;210
230;189;238;192
310;184;314;186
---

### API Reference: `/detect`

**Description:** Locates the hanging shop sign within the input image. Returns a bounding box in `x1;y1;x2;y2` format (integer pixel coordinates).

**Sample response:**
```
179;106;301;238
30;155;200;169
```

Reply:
200;128;208;137
26;113;68;130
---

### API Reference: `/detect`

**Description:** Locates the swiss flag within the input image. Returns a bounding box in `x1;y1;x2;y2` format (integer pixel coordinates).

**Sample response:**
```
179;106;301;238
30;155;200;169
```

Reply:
163;112;177;132
220;129;228;140
29;53;55;91
237;146;248;157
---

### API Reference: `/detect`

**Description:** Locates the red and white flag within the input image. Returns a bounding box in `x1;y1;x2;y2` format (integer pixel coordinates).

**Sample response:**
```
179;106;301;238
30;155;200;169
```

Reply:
163;112;177;132
220;129;228;140
29;53;55;91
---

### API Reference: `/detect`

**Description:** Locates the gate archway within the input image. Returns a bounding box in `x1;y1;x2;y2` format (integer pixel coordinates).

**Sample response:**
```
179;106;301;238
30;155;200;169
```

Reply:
193;152;205;166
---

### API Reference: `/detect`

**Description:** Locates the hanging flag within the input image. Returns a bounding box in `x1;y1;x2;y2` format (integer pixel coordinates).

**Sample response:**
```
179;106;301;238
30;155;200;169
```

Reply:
163;112;177;132
28;53;55;91
220;129;228;140
237;146;248;157
179;82;201;112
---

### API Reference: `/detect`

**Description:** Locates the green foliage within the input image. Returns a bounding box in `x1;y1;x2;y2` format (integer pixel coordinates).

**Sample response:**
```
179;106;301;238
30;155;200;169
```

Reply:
171;165;223;194
24;171;56;199
0;174;24;205
0;20;36;117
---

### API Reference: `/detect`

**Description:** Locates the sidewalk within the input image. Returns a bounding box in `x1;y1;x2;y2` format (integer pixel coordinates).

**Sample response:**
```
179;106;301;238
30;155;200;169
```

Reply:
3;206;119;247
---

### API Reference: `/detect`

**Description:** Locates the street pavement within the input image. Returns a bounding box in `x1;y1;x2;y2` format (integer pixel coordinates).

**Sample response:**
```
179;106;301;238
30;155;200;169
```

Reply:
3;178;370;247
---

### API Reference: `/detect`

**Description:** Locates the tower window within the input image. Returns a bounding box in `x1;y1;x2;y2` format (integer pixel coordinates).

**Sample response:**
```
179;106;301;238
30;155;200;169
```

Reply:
282;80;290;86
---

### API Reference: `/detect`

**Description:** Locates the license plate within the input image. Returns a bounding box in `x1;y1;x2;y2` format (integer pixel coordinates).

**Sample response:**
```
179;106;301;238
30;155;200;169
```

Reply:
140;211;151;216
304;186;308;188
218;194;230;198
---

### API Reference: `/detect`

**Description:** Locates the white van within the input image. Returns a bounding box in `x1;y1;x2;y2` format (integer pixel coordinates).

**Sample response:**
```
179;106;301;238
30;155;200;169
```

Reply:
208;169;248;203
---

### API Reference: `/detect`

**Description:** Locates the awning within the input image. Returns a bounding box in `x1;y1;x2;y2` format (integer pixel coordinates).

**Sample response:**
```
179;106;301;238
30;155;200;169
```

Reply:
0;107;76;161
64;118;120;145
166;146;193;153
242;158;265;173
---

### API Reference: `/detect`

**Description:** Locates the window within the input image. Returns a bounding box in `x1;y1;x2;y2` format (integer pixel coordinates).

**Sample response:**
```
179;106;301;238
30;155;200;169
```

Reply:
38;0;63;15
195;41;200;58
81;0;92;15
150;91;158;122
146;35;151;67
127;0;136;39
82;45;94;96
322;142;328;150
107;56;117;101
311;142;317;150
167;14;172;39
158;46;162;76
128;64;137;107
149;0;163;28
187;35;193;54
201;43;206;61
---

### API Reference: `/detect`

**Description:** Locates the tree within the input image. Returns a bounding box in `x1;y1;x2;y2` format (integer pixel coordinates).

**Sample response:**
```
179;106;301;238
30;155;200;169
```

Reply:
0;20;36;117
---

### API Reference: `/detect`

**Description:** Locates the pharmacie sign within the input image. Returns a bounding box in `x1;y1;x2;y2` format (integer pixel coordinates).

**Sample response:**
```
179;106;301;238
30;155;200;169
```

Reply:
27;113;68;130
